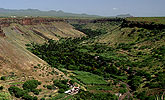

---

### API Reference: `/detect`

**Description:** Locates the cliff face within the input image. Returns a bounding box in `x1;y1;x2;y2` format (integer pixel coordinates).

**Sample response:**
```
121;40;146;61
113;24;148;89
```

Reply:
0;18;85;40
0;18;65;27
0;18;124;27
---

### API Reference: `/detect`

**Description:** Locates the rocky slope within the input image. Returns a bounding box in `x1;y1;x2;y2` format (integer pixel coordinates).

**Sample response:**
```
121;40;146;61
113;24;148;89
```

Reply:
0;18;85;99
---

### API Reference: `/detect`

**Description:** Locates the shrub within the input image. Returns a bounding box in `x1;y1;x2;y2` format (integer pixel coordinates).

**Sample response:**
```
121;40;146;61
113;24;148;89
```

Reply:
23;80;41;91
8;86;26;98
53;79;69;91
0;86;3;90
32;89;40;95
0;76;6;80
40;98;46;100
69;80;75;85
22;94;33;100
58;88;65;93
120;84;126;88
33;96;38;100
47;85;53;90
119;88;127;94
128;76;142;90
117;43;132;50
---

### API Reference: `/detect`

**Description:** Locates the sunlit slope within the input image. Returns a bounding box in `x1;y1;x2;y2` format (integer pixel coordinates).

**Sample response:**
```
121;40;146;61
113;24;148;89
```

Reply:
0;21;85;98
81;21;165;47
3;22;85;46
127;17;165;25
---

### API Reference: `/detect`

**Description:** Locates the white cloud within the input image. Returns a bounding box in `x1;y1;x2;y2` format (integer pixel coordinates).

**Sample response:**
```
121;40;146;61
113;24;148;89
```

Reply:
113;8;118;10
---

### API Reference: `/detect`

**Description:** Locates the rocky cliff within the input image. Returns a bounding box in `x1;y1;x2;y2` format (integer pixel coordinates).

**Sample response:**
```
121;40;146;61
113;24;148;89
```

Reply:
0;18;65;27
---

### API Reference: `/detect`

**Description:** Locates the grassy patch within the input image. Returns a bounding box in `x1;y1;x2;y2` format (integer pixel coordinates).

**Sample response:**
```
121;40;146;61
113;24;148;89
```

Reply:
73;71;107;85
87;85;112;91
51;93;67;100
9;82;24;85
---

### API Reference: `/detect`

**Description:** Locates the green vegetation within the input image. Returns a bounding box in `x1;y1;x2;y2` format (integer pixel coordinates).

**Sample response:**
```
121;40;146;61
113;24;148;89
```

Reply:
53;79;69;93
23;80;41;91
0;86;3;90
0;76;6;80
52;93;67;100
73;71;107;85
25;17;165;99
87;85;112;91
27;38;126;79
72;24;107;38
0;92;11;100
8;86;27;98
127;17;165;25
73;90;118;100
122;18;165;30
8;80;41;100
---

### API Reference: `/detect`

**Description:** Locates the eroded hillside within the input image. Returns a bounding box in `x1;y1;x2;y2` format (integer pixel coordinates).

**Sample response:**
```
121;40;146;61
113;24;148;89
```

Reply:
0;18;85;99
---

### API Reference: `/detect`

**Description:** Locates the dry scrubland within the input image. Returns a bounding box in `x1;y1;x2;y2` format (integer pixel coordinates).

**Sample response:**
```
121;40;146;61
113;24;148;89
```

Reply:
127;17;165;24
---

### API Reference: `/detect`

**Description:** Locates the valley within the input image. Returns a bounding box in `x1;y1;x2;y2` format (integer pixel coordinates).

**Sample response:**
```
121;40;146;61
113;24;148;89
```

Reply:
0;17;164;100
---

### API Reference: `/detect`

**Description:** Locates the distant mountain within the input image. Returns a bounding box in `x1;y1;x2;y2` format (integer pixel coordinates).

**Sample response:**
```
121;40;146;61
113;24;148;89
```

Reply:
0;8;101;18
116;14;133;18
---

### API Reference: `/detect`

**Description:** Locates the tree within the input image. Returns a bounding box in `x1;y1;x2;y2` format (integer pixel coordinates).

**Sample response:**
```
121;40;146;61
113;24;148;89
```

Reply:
32;89;40;95
0;76;6;80
47;85;53;90
0;86;3;90
119;88;127;94
40;98;46;100
22;94;33;100
8;86;26;98
128;76;142;90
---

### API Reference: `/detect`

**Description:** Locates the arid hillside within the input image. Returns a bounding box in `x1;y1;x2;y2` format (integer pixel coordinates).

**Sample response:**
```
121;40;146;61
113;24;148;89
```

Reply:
0;18;85;76
0;18;85;99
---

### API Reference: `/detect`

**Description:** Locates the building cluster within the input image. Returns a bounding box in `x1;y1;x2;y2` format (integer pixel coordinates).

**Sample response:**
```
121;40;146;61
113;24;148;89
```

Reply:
64;86;80;95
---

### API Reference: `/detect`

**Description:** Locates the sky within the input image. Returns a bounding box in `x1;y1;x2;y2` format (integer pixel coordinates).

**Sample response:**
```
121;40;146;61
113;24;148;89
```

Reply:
0;0;165;17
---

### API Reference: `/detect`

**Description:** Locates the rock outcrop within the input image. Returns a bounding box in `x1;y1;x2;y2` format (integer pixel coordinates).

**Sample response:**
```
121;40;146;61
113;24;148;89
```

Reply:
0;26;5;37
0;18;65;27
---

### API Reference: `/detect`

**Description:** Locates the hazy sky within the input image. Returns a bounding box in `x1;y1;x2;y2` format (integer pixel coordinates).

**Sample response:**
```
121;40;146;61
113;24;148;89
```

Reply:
0;0;165;17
